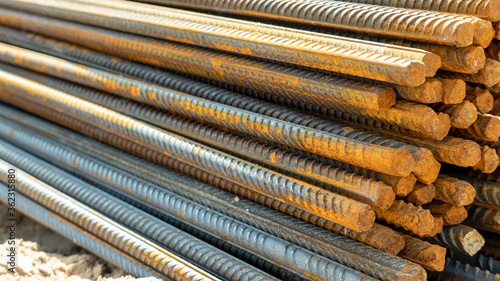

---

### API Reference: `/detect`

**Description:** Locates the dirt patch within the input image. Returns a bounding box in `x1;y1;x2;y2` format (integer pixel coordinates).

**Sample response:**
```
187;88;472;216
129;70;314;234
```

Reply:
0;203;161;281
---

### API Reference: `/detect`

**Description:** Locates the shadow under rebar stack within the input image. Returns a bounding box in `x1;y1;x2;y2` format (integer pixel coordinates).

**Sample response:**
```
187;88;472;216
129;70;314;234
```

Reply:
0;0;499;280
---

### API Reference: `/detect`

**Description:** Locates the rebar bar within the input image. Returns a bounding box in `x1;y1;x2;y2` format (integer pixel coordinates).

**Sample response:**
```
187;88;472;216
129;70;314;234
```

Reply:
0;44;416;179
1;131;382;281
405;183;436;206
0;139;279;281
451;113;500;142
427;257;500;281
424;201;468;226
0;109;426;281
0;8;400;111
466;86;495;114
375;200;435;236
0;98;410;258
449;250;500;274
0;0;431;86
325;0;500;21
424;224;485;256
435;78;466;105
0;185;169;281
473;145;500;174
430;101;478;129
136;0;476;46
0;161;222;281
398;234;446;271
464;205;500;233
447;174;500;210
439;59;500;87
434;175;477;207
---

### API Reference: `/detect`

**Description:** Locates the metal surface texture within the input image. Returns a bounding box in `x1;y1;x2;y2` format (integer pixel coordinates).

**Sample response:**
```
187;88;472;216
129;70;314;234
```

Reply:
0;125;377;281
0;97;408;258
424;224;486;256
0;8;399;111
0;140;277;281
0;185;169;281
3;64;394;209
428;257;500;281
0;160;221;281
0;43;416;178
0;0;428;86
0;107;426;281
0;68;379;231
449;250;500;274
374;200;435;236
327;0;500;21
465;205;500;233
137;0;475;46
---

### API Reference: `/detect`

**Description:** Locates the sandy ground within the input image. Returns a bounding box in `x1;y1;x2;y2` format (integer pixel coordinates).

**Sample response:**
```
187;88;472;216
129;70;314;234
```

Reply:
0;203;162;281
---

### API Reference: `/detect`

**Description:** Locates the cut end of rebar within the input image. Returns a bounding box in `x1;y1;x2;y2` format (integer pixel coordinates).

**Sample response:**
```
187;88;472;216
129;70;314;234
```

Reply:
353;206;376;232
474;146;500;174
475;90;494;114
454;22;475;47
462;47;486;74
375;87;397;111
473;20;495;48
375;183;396;211
482;59;500;87
462;228;486;256
441;78;466;105
422;54;441;77
451;101;478;129
410;148;441;185
481;115;500;142
397;61;426;87
393;173;417;197
388;148;416;177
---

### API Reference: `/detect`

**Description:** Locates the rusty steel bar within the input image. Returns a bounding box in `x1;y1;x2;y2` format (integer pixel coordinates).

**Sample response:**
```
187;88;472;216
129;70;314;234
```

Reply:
0;139;278;281
427;217;445;237
424;201;469;226
374;200;435;236
435;78;466;105
394;79;444;104
0;186;169;280
439;59;500;87
447;173;500;210
0;113;426;281
0;97;410;258
0;70;378;232
0;160;222;281
367;132;481;167
262;140;418;196
466;86;495;114
434;175;477;207
451;113;500;142
0;0;442;75
431;101;478;129
0;63;396;210
0;44;416;178
0;121;383;281
473;145;500;174
267;22;485;74
405;183;436;206
0;8;399;111
425;224;486;256
136;0;476;46
0;28;425;185
0;0;430;86
0;159;376;281
464;205;500;233
398;234;446;272
326;0;500;22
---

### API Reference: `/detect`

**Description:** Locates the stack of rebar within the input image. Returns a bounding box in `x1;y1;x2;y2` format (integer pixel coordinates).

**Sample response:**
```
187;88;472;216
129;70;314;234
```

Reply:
0;0;499;280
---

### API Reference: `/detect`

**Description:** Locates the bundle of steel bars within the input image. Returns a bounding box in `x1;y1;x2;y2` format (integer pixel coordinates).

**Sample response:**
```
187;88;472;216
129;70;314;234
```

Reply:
0;0;499;280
